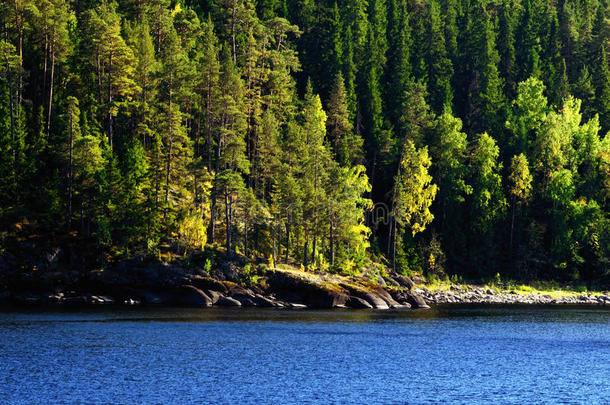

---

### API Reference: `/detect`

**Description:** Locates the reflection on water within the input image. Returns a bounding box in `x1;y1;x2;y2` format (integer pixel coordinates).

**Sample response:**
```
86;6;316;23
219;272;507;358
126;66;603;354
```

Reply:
1;305;609;404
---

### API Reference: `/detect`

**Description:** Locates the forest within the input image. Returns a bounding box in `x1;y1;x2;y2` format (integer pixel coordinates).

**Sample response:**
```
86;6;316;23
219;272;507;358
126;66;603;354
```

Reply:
0;0;608;285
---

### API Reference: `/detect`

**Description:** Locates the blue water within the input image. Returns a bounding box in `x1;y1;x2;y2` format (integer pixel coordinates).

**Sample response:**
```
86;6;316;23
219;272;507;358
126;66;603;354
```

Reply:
0;305;609;404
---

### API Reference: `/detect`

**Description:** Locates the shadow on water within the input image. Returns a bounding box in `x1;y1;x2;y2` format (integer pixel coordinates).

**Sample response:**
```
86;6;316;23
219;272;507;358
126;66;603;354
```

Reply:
1;303;609;324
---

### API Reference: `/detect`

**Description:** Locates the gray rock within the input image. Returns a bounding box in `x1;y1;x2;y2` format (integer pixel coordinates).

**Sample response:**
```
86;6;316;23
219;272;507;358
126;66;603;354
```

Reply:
286;303;307;309
375;289;401;307
348;296;374;309
216;296;242;306
204;289;223;304
254;294;281;307
175;285;213;307
394;275;415;289
405;291;430;309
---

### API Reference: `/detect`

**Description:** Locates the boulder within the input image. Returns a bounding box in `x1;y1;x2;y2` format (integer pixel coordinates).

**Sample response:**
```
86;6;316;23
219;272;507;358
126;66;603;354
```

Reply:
394;275;415;289
216;296;242;306
134;290;169;305
267;270;348;308
211;261;241;282
253;294;281;307
286;303;307;309
175;285;213;307
348;296;373;309
405;291;430;309
188;276;229;294
374;288;401;307
204;289;224;304
339;283;389;309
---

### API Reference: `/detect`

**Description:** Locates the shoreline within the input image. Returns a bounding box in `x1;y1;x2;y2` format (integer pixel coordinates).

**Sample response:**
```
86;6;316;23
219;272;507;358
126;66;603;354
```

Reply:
417;285;610;306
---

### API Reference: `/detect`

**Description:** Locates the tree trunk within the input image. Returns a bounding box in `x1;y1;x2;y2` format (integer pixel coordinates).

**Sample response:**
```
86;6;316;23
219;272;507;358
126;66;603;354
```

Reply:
244;219;248;257
3;24;15;182
67;111;74;231
285;219;290;263
303;234;309;268
107;52;113;148
392;220;397;273
47;43;55;136
311;235;317;266
329;221;335;266
225;191;232;256
272;224;277;269
206;77;213;169
231;2;237;63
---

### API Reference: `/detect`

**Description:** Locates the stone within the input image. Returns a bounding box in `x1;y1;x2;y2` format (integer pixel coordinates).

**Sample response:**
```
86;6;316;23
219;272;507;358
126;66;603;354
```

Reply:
204;289;223;304
348;296;373;309
216;296;242;306
394;275;415;289
175;285;213;307
405;291;430;309
188;276;229;294
286;303;307;309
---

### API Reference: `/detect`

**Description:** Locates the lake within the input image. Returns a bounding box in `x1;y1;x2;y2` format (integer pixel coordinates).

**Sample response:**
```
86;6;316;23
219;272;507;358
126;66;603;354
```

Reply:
0;305;609;404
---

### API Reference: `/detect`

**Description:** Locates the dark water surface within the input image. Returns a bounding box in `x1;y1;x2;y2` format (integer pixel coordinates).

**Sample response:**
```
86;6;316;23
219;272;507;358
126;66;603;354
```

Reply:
0;305;609;404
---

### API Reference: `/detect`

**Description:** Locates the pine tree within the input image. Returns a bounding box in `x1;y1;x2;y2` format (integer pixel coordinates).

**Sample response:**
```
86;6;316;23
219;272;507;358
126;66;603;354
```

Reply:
386;0;411;129
88;1;137;149
426;0;453;114
594;45;610;132
466;1;507;137
326;72;362;166
497;0;517;99
300;85;331;266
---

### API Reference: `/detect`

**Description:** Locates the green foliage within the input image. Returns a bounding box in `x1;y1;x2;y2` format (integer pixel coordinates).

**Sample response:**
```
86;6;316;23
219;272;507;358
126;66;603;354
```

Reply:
1;0;608;287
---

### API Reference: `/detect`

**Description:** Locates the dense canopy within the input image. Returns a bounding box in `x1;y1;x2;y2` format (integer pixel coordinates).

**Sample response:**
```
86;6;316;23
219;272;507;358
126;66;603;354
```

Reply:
1;0;608;283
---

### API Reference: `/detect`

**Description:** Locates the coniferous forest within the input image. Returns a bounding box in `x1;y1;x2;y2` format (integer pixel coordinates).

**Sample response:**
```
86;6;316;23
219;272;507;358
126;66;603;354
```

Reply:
1;0;609;285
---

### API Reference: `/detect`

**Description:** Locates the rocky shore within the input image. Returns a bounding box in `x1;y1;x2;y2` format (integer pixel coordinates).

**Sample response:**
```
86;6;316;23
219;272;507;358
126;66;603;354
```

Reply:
2;248;609;309
417;285;610;306
0;257;431;310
